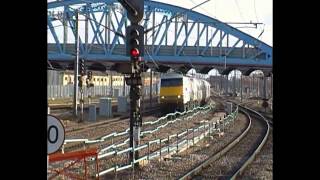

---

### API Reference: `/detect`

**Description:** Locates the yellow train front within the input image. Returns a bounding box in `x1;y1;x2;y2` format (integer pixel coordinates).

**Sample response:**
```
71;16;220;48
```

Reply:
160;73;210;114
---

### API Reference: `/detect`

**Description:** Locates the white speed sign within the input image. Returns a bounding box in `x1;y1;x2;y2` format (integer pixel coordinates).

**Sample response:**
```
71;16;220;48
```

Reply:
47;115;65;154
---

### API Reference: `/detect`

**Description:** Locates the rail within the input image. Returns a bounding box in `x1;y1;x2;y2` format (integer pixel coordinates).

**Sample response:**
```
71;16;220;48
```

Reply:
178;105;246;180
229;105;270;179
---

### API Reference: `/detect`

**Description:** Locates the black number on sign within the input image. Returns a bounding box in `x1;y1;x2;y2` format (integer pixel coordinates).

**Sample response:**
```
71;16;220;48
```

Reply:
48;125;58;144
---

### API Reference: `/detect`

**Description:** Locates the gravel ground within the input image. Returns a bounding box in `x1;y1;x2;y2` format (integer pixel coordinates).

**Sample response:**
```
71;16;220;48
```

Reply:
238;129;273;179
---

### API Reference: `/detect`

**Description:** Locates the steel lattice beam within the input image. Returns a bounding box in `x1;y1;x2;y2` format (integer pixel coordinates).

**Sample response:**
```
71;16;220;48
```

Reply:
48;0;272;73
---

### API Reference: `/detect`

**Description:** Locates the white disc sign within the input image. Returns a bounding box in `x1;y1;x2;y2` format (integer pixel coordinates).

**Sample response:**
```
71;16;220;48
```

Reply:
47;115;65;155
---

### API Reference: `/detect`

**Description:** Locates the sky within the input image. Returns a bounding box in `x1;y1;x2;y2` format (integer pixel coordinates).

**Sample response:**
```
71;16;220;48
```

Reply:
48;0;272;46
154;0;272;46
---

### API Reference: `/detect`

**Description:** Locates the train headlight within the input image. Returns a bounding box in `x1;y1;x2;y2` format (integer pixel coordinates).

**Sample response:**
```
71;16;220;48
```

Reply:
177;95;181;99
161;96;165;99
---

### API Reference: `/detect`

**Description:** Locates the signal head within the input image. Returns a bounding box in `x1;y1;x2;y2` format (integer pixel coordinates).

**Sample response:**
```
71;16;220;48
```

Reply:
130;48;140;57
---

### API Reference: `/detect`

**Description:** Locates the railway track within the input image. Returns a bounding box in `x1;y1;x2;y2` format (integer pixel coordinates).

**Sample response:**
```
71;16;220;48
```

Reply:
178;104;270;180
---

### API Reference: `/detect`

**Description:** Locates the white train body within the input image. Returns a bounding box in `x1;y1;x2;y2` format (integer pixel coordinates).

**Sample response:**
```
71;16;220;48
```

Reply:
160;73;210;113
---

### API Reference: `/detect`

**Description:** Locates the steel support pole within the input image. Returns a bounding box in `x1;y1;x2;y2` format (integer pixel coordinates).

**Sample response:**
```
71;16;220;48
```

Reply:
73;10;79;117
240;74;243;102
150;70;153;106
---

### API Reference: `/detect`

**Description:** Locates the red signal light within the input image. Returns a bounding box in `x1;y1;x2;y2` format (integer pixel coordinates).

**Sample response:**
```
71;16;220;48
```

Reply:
130;48;140;57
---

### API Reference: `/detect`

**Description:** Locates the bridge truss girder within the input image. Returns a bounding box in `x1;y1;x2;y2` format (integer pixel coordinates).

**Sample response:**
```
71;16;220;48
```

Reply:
48;0;272;74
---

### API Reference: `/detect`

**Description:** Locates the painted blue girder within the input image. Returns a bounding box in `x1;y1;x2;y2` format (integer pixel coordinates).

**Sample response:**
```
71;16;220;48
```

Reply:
48;53;270;67
48;0;272;69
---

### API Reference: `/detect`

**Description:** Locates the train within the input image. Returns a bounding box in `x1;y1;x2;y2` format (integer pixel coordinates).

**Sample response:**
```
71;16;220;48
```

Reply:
160;73;211;114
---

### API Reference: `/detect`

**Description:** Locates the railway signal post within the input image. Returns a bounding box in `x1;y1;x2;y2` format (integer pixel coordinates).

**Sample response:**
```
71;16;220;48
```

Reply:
78;58;86;122
118;0;144;167
73;10;79;117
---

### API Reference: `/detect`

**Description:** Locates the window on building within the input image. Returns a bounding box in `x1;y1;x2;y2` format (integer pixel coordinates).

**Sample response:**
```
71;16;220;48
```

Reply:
97;78;100;81
65;77;68;80
101;78;103;82
94;78;96;81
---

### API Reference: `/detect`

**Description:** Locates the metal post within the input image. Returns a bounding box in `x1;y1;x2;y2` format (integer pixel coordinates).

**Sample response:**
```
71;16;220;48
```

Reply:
176;133;179;153
73;10;79;117
123;75;126;96
233;71;236;95
110;73;113;97
165;18;168;46
80;88;84;122
192;127;195;146
150;70;153;106
240;74;243;102
105;6;108;51
85;5;88;54
263;76;267;99
174;15;177;55
186;128;189;148
257;75;260;97
152;10;155;54
251;76;253;97
167;136;170;154
147;142;150;160
185;16;188;46
141;73;145;111
197;22;200;55
159;139;162;160
220;74;223;95
225;74;228;94
210;28;213;56
129;66;142;168
107;6;111;51
63;6;68;53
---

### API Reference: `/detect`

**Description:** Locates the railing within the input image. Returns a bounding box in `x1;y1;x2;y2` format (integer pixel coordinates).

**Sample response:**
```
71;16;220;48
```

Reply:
60;102;239;177
63;104;214;148
94;104;239;177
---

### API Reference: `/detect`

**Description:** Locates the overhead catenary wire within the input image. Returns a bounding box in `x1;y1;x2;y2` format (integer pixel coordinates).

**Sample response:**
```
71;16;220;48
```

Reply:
189;0;216;18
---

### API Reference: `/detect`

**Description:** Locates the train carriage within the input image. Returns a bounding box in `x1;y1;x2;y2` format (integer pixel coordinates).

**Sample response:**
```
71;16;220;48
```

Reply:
160;73;210;114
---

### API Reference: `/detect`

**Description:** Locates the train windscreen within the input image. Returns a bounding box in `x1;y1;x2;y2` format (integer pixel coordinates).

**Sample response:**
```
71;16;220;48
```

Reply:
161;78;182;87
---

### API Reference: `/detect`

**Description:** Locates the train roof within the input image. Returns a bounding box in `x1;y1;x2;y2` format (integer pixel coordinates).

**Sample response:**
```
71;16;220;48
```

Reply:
160;72;184;79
